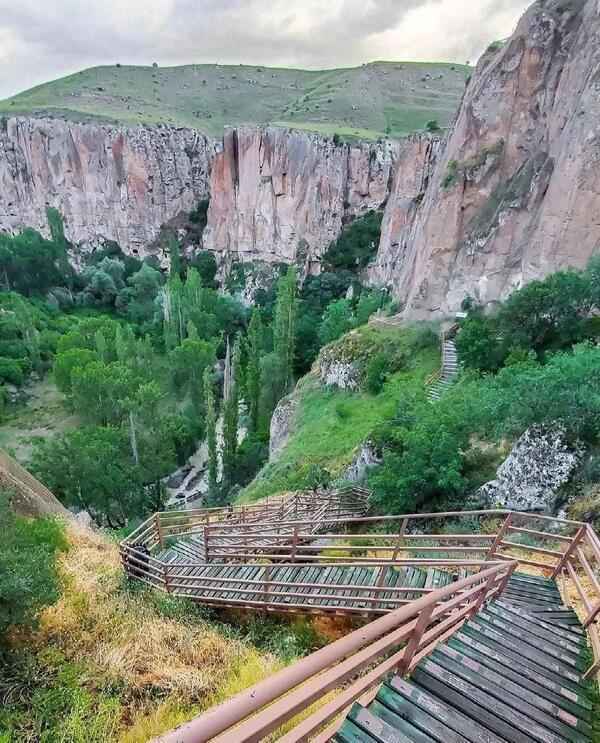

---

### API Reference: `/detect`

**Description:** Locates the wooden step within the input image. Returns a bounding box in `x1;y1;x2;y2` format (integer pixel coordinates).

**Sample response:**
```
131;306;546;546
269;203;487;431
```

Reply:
430;645;592;741
448;634;592;720
383;677;505;743
413;660;576;743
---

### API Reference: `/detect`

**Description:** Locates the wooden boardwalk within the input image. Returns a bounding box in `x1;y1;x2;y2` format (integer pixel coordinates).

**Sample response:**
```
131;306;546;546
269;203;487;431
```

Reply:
336;572;593;743
157;545;455;614
154;510;600;743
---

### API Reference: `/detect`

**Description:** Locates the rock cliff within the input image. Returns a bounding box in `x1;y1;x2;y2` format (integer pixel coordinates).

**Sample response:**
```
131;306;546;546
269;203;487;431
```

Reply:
0;116;215;257
375;0;600;318
203;127;404;273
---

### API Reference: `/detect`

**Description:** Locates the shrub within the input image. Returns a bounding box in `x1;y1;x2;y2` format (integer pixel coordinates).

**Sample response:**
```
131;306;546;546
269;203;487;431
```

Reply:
0;492;68;638
426;119;440;132
0;357;25;386
366;352;388;394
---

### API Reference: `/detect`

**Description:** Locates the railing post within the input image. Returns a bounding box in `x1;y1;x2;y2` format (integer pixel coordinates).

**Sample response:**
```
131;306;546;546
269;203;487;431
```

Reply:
155;512;164;548
203;525;210;562
469;571;496;618
263;565;271;604
373;564;389;613
291;526;299;563
163;563;171;594
392;519;409;561
551;525;586;578
398;601;436;675
486;512;512;560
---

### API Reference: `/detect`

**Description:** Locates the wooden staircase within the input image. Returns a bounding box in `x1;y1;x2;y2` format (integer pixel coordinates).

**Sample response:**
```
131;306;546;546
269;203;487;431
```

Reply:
335;572;593;743
428;337;459;402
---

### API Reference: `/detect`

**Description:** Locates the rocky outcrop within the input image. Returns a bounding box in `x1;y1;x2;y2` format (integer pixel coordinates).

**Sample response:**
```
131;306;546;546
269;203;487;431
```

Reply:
374;0;600;318
203;127;403;273
0;116;215;257
318;347;361;391
269;392;300;459
477;426;582;513
344;442;382;483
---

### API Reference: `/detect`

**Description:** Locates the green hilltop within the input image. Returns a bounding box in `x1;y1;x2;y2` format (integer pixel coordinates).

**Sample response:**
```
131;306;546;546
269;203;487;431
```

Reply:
0;61;471;140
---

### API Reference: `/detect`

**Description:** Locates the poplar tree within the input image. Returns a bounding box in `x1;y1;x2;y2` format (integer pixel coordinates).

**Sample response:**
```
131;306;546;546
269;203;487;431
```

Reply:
204;367;218;503
245;308;263;433
221;335;241;496
273;266;298;397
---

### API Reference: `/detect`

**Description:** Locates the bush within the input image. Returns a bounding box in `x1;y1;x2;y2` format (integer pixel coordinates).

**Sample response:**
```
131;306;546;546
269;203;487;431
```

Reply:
323;211;383;272
0;492;68;638
0;357;25;385
366;352;388;394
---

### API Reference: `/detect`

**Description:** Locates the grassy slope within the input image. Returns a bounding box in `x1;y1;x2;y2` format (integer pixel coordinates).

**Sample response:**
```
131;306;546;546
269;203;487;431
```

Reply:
241;325;438;503
0;61;471;140
1;522;333;741
0;378;79;463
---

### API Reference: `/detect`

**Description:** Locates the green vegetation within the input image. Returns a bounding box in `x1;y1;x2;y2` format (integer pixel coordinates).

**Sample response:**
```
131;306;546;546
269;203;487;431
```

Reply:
0;491;67;637
0;519;324;742
442;139;505;188
0;61;471;140
242;325;439;502
456;260;600;371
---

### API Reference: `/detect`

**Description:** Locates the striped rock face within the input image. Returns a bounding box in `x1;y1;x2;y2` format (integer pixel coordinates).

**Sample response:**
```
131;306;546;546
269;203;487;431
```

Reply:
374;0;600;319
0;117;215;259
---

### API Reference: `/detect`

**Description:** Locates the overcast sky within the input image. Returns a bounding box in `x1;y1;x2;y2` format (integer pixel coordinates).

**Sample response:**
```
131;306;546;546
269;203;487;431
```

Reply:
0;0;531;99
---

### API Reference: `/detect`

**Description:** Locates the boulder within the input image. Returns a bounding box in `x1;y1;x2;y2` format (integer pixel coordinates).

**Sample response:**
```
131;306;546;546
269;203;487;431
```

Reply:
344;442;381;483
476;425;583;513
269;393;299;459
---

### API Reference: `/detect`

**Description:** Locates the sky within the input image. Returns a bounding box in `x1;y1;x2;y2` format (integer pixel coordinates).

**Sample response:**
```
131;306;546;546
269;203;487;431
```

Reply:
0;0;532;99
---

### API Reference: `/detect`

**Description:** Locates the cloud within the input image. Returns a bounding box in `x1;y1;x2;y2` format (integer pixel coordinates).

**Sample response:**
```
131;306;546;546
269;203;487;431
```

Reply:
0;0;531;98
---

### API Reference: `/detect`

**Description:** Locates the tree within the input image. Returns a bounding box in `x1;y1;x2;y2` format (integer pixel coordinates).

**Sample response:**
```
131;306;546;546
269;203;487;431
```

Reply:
221;336;241;496
70;361;137;425
0;492;67;638
455;312;504;372
31;427;144;528
273;266;298;399
498;270;592;354
168;338;216;414
318;298;355;346
426;119;441;132
204;367;218;503
245;308;263;433
53;348;99;395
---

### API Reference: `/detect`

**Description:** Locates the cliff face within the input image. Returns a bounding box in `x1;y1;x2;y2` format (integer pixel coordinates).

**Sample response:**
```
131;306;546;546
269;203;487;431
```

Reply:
203;127;404;272
375;0;600;318
0;117;214;257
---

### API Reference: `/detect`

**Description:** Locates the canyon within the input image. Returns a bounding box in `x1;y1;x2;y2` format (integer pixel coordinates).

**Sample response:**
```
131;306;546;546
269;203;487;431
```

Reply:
1;0;599;315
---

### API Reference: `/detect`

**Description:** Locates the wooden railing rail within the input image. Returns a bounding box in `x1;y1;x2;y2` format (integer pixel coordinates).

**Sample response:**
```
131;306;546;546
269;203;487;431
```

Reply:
0;448;65;509
155;562;515;743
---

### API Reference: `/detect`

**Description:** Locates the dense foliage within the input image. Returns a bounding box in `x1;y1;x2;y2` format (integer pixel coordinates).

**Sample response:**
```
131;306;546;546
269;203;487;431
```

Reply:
456;260;600;371
0;492;67;638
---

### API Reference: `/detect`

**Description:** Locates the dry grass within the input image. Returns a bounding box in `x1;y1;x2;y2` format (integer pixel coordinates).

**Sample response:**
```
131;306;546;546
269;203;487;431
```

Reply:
32;523;282;741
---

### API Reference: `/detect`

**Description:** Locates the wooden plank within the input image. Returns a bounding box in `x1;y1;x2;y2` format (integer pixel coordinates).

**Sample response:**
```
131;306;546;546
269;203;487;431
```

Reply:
350;703;434;743
431;645;591;741
383;677;506;743
414;661;569;743
448;635;592;720
477;610;583;671
463;620;583;688
485;604;583;656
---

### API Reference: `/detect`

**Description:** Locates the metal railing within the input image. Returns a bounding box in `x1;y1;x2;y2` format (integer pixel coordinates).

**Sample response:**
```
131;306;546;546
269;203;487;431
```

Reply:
155;562;515;743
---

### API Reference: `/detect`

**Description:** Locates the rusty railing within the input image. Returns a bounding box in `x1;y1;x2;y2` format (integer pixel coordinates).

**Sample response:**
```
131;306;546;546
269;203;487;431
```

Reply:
155;562;515;743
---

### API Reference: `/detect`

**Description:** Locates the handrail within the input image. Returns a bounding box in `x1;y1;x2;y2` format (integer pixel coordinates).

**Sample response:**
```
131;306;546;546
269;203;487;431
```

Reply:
122;503;600;687
155;562;515;743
